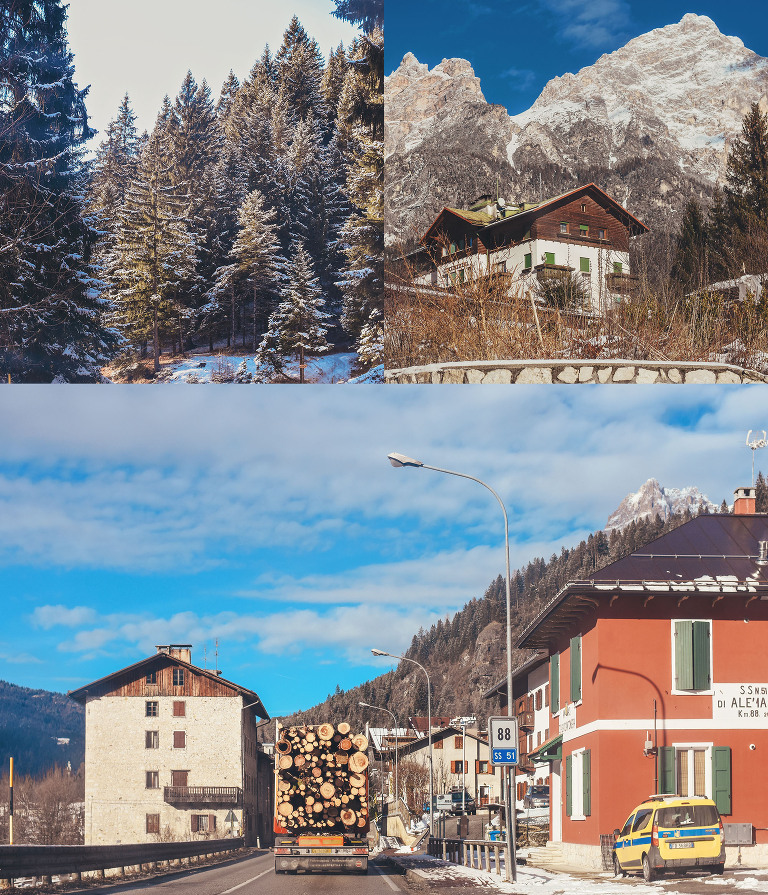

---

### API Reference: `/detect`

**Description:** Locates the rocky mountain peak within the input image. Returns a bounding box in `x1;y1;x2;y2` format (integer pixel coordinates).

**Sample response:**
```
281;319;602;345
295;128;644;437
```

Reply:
385;54;489;157
605;478;717;532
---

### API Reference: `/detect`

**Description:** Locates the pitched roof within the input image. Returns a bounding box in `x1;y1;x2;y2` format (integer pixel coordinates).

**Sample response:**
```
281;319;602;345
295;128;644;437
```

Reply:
422;182;649;244
68;653;269;719
482;650;548;700
517;513;768;650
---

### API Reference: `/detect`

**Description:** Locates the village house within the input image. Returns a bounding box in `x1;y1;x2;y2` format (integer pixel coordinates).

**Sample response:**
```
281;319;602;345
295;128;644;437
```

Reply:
512;487;768;869
372;720;500;809
411;183;649;313
68;644;273;847
483;652;552;810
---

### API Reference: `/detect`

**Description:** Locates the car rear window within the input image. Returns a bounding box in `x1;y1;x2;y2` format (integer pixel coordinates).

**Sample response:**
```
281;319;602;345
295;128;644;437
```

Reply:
530;787;549;797
656;804;720;828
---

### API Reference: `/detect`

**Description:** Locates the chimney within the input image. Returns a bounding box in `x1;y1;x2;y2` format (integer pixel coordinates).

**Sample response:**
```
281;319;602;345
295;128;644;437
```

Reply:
733;486;756;515
156;644;192;664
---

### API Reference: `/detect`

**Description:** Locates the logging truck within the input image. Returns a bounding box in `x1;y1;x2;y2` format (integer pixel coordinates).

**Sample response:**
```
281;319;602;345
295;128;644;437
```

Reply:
273;721;370;874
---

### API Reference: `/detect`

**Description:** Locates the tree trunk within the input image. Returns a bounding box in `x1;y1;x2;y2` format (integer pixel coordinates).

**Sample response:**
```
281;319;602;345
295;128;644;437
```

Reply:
253;285;258;352
153;305;160;372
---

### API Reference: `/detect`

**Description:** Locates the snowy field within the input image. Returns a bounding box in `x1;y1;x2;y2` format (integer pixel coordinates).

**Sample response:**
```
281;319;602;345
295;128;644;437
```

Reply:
152;352;382;384
389;853;768;894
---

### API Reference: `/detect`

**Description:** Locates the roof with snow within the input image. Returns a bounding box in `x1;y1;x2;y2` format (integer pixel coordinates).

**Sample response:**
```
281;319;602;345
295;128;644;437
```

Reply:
517;513;768;650
422;182;649;244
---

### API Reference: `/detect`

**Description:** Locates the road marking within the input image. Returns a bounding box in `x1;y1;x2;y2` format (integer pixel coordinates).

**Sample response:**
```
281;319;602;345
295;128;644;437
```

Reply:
372;863;401;891
219;866;273;893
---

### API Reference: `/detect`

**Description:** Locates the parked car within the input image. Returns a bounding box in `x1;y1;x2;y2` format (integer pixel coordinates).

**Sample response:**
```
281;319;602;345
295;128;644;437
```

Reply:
436;791;477;815
523;785;550;809
613;794;725;881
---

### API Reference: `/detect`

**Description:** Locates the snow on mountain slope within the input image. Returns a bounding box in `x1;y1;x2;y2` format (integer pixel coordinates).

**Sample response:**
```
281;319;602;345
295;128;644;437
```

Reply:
605;477;718;532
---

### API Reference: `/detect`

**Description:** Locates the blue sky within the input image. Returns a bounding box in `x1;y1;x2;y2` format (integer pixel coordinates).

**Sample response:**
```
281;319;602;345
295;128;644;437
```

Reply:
386;1;768;115
65;0;358;150
1;387;767;718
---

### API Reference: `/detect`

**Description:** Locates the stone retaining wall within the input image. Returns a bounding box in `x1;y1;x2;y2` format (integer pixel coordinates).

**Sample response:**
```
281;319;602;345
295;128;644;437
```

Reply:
385;359;768;384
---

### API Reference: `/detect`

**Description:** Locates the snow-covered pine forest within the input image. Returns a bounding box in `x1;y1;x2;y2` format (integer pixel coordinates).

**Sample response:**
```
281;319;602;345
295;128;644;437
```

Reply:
0;0;383;382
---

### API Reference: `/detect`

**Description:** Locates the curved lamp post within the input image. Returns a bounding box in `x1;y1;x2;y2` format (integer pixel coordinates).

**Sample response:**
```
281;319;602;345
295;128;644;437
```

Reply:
359;701;399;816
371;648;433;836
386;451;516;882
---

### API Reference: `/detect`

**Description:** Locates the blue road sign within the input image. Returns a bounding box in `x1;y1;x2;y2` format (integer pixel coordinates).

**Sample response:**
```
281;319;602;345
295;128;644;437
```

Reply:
491;748;518;765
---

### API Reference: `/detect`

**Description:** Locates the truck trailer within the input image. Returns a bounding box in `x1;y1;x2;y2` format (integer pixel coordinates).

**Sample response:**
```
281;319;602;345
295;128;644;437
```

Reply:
273;721;370;873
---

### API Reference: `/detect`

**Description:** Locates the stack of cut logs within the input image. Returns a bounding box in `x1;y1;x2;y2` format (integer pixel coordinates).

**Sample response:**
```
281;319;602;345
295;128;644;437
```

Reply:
275;722;370;833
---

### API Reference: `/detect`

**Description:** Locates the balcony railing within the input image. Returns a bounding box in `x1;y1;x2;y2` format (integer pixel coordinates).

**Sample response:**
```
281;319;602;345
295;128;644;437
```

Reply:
163;786;241;805
605;272;640;295
517;711;535;730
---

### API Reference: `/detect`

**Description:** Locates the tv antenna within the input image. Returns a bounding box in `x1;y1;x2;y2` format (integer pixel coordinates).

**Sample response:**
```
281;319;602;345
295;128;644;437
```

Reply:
746;430;767;485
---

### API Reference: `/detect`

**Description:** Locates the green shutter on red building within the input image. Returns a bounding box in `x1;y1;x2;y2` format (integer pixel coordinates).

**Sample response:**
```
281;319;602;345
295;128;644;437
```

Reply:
675;621;693;689
565;754;572;816
570;636;582;702
551;654;560;714
692;621;711;690
712;747;731;815
658;746;675;794
582;750;591;816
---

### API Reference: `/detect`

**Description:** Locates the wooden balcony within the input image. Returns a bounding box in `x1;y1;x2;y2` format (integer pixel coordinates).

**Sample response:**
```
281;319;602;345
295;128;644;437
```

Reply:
517;711;535;731
605;272;640;296
163;786;241;805
534;263;574;285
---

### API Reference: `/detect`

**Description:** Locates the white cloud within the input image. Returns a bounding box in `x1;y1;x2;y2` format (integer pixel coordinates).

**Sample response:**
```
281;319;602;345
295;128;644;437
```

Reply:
537;0;633;48
32;605;98;629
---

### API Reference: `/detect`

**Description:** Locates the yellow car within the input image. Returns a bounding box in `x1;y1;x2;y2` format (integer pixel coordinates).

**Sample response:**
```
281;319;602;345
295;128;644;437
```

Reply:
613;795;725;881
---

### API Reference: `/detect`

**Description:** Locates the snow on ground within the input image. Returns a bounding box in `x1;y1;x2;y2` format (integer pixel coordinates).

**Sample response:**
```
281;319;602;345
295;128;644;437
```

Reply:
157;352;361;384
390;853;768;894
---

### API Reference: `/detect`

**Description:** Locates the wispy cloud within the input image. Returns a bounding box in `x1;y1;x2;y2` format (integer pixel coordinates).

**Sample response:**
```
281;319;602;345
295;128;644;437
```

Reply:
499;68;537;91
537;0;633;49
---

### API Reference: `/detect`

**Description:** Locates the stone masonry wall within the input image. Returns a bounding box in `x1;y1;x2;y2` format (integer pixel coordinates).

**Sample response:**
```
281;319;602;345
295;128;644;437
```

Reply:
385;360;768;385
85;694;243;845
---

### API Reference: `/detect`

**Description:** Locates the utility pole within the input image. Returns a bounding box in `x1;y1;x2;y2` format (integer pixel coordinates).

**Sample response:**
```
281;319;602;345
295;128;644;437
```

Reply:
9;757;13;845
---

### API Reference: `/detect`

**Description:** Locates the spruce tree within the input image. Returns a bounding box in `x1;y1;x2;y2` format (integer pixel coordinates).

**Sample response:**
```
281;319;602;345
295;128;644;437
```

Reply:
726;102;768;229
275;16;328;126
0;0;120;380
756;471;768;513
257;240;331;382
106;120;197;370
229;189;284;350
670;198;708;292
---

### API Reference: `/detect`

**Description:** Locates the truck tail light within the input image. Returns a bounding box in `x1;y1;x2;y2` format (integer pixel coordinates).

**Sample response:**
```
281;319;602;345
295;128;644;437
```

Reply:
651;823;659;847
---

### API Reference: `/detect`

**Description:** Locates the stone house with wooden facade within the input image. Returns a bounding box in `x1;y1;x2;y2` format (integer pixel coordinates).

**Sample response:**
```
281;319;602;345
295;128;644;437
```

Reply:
513;486;768;869
68;644;272;847
412;183;649;313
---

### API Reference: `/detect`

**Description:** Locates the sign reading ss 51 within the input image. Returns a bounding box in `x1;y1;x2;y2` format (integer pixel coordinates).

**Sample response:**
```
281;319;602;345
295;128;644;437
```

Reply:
488;716;519;765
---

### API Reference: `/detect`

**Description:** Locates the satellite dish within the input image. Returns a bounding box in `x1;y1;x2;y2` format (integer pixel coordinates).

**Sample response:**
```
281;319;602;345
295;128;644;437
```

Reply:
497;197;506;207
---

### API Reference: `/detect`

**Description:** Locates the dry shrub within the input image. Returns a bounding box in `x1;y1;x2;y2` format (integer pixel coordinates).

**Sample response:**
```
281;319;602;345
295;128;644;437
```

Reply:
385;253;768;371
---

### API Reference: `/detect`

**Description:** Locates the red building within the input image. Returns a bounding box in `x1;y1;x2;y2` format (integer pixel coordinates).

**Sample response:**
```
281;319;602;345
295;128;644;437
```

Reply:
516;487;768;868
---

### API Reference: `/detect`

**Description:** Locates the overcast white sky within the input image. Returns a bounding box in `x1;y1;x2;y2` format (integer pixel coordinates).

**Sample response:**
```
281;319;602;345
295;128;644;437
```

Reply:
2;386;768;716
65;0;358;147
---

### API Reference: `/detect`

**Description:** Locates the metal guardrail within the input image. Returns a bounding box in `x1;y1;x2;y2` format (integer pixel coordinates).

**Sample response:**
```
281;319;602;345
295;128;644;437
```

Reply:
0;837;244;878
428;837;506;877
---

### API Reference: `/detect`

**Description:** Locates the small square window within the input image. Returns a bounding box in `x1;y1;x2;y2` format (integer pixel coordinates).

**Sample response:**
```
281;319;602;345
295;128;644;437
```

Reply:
146;671;157;684
146;771;159;789
598;229;605;240
434;739;443;750
545;252;555;265
173;668;184;687
579;224;589;235
145;730;159;749
173;701;186;717
580;257;590;273
145;701;158;717
581;203;586;212
560;222;568;233
524;253;532;270
173;730;186;749
146;813;160;834
454;735;463;749
613;261;623;274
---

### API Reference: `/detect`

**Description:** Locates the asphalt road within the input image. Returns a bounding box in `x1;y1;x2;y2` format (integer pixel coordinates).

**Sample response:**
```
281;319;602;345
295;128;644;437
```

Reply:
90;851;408;895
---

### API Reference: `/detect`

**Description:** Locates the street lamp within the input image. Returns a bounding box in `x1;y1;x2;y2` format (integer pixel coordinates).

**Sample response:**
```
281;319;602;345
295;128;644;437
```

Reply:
359;702;399;818
371;648;434;836
387;451;517;882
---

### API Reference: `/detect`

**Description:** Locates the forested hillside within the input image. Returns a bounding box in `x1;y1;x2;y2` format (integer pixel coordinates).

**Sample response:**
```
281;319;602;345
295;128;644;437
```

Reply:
281;500;748;733
0;680;84;777
1;0;383;381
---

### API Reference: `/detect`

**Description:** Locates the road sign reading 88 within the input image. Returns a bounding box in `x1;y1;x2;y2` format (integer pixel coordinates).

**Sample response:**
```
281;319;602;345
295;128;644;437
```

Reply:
488;716;519;765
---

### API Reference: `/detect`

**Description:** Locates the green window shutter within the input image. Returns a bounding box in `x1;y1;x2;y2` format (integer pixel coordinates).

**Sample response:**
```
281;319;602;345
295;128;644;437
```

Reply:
565;754;572;816
450;242;456;253
570;635;582;703
582;750;591;816
524;252;532;269
692;621;711;690
613;261;622;273
580;257;590;272
545;251;555;265
551;654;560;714
712;747;731;815
658;746;676;794
675;621;694;690
580;224;588;233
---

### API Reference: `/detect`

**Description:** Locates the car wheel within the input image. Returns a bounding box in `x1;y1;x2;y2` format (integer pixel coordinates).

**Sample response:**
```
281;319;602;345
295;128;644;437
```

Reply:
711;864;725;875
613;853;625;877
642;854;655;882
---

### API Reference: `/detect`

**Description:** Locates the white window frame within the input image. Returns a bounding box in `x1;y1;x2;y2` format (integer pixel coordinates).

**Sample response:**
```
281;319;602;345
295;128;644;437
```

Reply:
670;619;714;696
570;747;586;821
672;742;713;799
